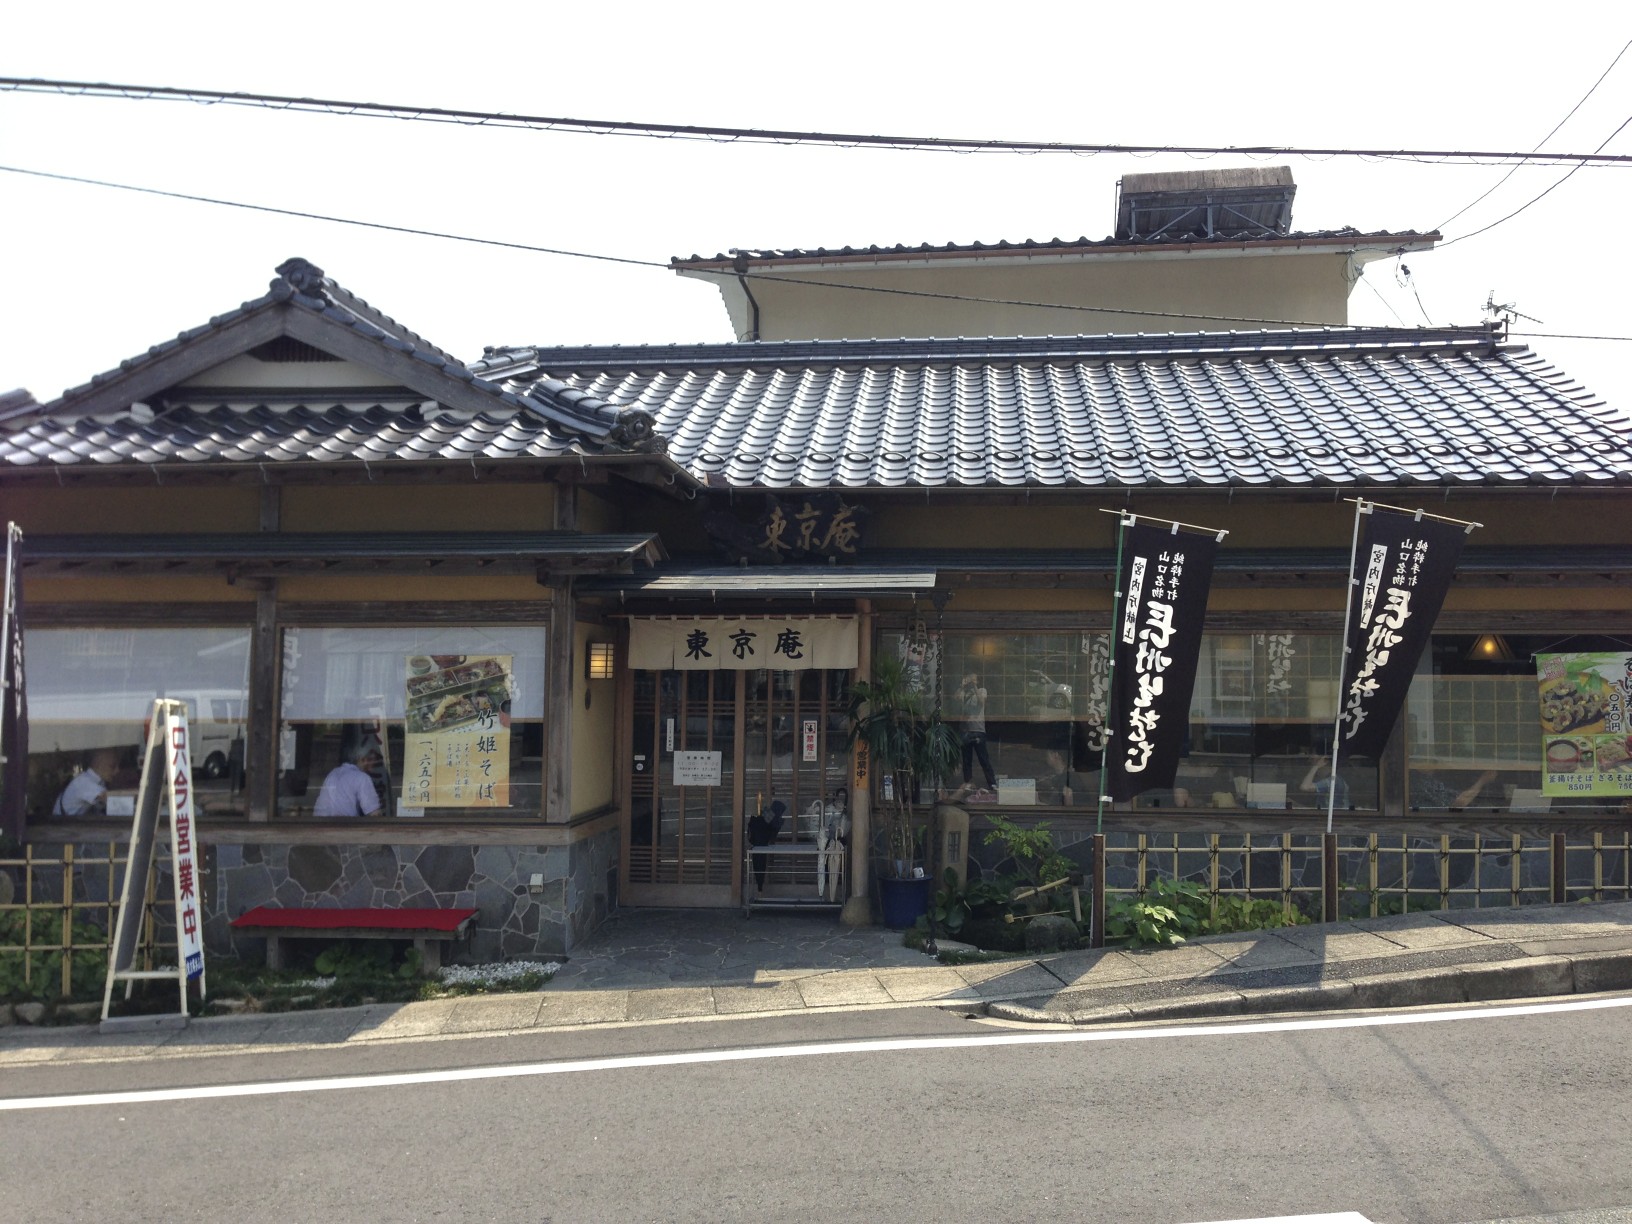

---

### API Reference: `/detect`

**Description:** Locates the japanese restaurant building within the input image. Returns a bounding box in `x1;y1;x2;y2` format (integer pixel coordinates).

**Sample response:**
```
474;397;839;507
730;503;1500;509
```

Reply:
4;169;1631;956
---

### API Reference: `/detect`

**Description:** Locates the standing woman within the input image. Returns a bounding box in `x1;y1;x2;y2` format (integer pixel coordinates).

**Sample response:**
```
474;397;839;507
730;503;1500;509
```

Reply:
956;674;997;796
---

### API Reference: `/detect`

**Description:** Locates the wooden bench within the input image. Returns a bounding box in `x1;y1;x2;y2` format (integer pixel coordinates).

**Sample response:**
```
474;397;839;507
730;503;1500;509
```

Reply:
229;906;479;975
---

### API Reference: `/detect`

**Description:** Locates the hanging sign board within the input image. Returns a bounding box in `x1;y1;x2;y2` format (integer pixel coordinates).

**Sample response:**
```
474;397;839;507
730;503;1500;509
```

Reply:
101;698;207;1032
630;617;858;671
1537;651;1632;797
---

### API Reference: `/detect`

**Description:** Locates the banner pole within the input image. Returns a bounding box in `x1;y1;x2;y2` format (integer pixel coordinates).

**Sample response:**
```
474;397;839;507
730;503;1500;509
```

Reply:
1097;513;1133;836
1329;500;1369;834
1339;497;1482;531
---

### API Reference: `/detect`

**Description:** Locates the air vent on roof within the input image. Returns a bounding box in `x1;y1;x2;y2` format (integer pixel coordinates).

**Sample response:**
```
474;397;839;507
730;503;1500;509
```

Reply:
248;337;342;364
1115;166;1296;240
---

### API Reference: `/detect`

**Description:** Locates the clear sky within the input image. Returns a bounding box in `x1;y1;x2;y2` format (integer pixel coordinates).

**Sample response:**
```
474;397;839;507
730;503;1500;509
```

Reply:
2;2;1628;412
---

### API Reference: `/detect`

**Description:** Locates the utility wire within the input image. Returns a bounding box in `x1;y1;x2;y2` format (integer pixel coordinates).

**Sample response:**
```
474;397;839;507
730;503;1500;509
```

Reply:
0;162;1405;331
7;163;1631;343
1438;113;1632;249
1434;37;1632;232
5;77;1632;167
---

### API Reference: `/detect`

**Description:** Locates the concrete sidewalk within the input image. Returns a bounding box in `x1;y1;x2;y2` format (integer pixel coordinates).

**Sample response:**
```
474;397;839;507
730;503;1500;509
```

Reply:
5;901;1632;1068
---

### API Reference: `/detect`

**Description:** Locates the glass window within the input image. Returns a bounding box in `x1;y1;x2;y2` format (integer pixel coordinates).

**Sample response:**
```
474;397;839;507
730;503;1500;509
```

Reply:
25;627;252;819
279;626;547;818
1187;634;1374;814
881;629;1109;809
1407;633;1632;815
879;629;1376;812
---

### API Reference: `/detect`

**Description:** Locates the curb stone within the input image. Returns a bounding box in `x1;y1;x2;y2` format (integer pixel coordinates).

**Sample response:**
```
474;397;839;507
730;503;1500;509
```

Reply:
984;949;1632;1026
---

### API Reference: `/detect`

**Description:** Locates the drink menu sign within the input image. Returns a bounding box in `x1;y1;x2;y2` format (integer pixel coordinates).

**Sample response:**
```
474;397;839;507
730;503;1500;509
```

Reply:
1537;652;1632;797
403;653;514;807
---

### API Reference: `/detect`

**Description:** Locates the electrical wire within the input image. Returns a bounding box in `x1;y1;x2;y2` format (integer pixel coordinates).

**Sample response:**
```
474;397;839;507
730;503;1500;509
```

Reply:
1434;37;1632;232
4;76;1632;167
0;162;1416;331
7;164;1630;343
1440;113;1632;249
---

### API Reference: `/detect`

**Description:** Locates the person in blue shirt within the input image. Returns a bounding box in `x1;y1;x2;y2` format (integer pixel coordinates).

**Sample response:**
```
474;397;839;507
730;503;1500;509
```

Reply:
1300;757;1351;811
313;743;383;818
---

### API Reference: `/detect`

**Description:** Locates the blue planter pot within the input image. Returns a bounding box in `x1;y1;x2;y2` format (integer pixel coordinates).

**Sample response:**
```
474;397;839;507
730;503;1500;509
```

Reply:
878;874;932;929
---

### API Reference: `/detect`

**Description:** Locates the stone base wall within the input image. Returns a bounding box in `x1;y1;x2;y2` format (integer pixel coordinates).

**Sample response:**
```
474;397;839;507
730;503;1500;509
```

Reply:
206;828;621;963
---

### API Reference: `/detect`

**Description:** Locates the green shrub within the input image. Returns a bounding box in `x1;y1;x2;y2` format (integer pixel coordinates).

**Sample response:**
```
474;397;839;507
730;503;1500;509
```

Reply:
983;815;1073;907
0;908;109;1002
1107;878;1305;948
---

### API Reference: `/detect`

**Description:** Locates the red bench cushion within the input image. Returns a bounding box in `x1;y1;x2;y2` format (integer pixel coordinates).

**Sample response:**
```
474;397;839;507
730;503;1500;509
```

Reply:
231;905;477;933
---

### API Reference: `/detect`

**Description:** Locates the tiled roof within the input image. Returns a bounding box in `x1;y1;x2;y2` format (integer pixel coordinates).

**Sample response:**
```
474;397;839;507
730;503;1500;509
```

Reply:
0;259;663;471
477;326;1632;490
0;398;626;468
671;229;1436;267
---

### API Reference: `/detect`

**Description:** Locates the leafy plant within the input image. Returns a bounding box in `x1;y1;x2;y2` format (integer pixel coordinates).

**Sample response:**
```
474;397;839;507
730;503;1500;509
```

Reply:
983;814;1074;910
1106;878;1204;947
1107;877;1306;948
313;939;422;981
0;908;109;1002
926;867;974;934
846;654;961;878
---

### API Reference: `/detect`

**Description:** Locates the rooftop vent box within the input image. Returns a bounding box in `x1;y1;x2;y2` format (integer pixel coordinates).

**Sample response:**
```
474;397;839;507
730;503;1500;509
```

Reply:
1115;166;1296;241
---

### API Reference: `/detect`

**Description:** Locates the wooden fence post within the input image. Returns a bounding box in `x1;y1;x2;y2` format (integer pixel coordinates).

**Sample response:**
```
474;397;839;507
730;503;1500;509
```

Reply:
1090;833;1106;948
1322;833;1340;924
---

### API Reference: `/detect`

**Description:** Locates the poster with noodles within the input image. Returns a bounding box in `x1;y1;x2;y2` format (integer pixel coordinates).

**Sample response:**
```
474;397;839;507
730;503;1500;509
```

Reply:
403;653;512;807
1537;651;1632;798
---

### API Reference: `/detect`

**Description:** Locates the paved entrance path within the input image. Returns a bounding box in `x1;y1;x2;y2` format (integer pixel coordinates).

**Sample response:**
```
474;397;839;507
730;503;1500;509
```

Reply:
5;901;1632;1067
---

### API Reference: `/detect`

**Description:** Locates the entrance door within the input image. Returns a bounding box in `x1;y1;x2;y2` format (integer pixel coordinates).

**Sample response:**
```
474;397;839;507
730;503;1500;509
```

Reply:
625;667;851;907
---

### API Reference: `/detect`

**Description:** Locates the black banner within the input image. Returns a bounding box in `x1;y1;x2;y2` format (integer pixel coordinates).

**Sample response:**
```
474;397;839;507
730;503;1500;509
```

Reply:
0;529;25;844
1336;508;1469;762
1106;523;1219;801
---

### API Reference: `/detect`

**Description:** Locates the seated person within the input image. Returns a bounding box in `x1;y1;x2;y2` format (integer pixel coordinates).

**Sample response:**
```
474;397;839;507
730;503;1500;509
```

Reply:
53;748;121;816
313;743;383;818
1412;769;1501;810
1300;757;1352;810
1042;749;1089;806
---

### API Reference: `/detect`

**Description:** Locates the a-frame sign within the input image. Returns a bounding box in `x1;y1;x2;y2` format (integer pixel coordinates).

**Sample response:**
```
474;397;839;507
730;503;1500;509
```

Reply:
100;698;207;1032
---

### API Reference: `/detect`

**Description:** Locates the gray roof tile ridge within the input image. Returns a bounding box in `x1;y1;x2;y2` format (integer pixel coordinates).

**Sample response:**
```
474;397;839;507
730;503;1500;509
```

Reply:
478;324;1503;372
672;229;1438;265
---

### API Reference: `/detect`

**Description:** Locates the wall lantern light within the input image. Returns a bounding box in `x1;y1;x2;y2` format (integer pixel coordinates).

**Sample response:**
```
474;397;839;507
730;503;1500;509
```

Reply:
1467;633;1515;663
586;641;616;681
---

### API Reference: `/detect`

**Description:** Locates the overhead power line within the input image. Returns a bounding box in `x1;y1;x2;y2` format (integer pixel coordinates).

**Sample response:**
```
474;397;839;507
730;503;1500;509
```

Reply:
5;162;1630;343
0;163;1354;330
1434;37;1632;232
4;77;1632;167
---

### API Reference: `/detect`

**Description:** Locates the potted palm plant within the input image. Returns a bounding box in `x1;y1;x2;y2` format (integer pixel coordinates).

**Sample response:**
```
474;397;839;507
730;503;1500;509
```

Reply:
846;654;962;928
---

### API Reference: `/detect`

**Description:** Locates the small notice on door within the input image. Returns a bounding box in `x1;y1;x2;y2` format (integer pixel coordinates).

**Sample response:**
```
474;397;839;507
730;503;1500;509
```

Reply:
802;718;819;762
673;750;722;787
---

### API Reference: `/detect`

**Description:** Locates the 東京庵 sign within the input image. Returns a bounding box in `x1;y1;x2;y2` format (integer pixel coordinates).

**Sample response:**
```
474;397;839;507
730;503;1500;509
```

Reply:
630;617;858;672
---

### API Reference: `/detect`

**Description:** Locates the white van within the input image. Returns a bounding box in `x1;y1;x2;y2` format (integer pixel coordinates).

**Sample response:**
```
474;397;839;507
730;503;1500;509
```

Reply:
28;688;245;778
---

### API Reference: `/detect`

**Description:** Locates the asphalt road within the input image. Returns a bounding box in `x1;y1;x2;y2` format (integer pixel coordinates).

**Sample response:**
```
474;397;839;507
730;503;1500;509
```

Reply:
4;999;1632;1224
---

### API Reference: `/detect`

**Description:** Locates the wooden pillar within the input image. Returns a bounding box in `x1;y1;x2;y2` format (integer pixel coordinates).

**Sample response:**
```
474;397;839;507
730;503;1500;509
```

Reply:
245;485;281;822
840;599;873;926
541;477;578;823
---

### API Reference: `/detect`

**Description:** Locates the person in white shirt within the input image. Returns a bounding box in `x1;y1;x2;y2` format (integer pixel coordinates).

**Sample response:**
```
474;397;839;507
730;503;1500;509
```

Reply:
313;744;383;818
53;748;120;816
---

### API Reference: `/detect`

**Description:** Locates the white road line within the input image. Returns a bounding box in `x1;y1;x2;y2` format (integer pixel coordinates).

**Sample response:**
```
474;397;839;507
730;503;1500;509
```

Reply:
1183;1216;1373;1223
5;993;1630;1112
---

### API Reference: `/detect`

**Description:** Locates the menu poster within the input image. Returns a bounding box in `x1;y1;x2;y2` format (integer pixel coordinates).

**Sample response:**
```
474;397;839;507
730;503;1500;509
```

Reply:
403;653;513;807
1537;652;1632;797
